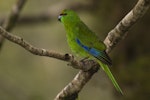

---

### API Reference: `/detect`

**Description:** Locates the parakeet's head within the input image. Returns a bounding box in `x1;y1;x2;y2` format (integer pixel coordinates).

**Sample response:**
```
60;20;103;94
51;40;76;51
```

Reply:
58;9;80;24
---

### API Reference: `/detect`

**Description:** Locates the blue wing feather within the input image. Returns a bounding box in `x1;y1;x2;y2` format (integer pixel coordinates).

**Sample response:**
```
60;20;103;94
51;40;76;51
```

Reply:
76;38;112;65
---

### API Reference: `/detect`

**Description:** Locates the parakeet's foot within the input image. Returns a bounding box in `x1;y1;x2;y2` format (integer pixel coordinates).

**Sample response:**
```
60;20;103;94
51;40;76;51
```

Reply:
79;57;98;71
80;56;89;62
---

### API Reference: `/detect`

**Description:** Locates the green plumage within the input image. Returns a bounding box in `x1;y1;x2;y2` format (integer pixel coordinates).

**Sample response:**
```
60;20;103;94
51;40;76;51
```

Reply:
58;9;123;94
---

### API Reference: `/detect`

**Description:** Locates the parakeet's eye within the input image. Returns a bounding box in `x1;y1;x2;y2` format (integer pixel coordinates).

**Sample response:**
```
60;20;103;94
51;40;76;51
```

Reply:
60;13;67;16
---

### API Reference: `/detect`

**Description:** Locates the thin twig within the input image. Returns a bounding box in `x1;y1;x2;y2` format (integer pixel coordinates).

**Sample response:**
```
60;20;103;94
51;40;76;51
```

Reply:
0;0;98;24
0;0;27;49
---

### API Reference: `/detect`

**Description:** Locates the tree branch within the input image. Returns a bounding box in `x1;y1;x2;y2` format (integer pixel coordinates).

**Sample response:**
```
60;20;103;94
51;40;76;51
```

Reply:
0;0;27;49
104;0;150;53
0;26;97;71
55;67;99;100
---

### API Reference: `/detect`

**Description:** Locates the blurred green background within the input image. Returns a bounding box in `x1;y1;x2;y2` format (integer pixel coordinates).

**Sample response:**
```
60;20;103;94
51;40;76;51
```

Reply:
0;0;150;100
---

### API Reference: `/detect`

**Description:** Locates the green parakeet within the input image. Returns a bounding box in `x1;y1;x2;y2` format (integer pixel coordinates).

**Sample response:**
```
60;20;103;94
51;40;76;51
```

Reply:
58;9;123;94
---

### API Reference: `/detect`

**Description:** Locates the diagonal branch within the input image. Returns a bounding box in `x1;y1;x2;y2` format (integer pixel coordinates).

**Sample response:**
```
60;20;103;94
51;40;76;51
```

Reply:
104;0;150;53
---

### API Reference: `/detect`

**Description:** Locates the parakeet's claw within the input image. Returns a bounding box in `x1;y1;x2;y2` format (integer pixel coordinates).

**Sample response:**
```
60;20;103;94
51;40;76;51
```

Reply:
80;56;89;62
80;57;98;71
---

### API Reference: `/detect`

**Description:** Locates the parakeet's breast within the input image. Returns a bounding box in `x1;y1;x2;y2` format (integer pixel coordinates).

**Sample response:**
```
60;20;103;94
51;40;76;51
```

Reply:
66;30;89;57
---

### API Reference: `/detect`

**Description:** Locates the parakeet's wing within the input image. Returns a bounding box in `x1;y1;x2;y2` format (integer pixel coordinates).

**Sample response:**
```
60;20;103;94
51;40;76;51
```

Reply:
75;37;123;94
76;38;112;66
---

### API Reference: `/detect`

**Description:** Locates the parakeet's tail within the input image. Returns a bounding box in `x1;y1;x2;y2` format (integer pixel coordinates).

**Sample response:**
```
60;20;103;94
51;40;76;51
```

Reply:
98;61;123;95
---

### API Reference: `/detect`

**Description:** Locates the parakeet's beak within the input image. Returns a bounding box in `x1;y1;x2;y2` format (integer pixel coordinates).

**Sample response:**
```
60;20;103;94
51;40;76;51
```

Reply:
58;12;67;22
58;15;62;22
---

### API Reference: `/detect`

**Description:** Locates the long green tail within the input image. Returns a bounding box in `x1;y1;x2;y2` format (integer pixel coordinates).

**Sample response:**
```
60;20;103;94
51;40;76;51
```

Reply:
98;61;123;95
